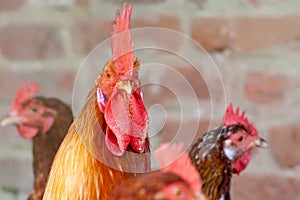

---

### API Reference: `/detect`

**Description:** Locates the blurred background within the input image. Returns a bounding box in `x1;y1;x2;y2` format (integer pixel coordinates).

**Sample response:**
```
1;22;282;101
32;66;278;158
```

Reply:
0;0;300;199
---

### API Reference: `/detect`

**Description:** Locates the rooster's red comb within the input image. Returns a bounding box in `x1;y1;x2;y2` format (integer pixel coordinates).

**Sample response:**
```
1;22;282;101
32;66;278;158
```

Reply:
223;103;258;136
10;82;39;112
110;3;134;76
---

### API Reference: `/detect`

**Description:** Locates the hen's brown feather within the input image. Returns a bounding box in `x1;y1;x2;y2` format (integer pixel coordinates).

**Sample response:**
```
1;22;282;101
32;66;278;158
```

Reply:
108;172;188;200
28;98;73;200
189;126;232;200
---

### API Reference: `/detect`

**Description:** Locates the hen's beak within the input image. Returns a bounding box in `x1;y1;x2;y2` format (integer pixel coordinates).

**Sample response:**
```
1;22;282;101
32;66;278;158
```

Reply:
254;137;268;148
1;112;23;127
116;80;133;95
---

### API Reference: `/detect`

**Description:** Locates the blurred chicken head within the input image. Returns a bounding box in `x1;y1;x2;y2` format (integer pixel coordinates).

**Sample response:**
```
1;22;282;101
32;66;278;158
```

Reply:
222;103;268;174
1;82;56;138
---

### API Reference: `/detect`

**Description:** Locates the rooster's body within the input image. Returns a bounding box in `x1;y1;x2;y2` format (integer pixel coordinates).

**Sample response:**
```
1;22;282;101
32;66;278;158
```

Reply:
43;4;150;200
43;86;150;199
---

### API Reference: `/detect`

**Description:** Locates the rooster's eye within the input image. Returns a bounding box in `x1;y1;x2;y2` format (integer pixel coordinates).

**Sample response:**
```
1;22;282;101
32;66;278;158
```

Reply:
107;73;110;77
31;108;38;113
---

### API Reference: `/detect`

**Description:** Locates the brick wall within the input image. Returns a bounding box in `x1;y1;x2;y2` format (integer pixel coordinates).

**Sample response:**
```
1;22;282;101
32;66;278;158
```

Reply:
0;0;300;199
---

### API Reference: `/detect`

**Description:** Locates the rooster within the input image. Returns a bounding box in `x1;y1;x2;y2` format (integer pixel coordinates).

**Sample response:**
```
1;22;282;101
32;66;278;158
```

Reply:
0;82;73;200
43;3;150;200
189;103;268;200
108;143;207;200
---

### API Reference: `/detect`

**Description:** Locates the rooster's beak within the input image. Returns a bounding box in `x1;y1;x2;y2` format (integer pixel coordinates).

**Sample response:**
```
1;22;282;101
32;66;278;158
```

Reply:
254;137;268;148
1;112;23;127
116;80;133;95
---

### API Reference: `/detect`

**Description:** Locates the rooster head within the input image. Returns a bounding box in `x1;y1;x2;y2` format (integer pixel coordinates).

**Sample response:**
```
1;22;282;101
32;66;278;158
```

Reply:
222;103;268;174
1;82;56;139
96;3;148;156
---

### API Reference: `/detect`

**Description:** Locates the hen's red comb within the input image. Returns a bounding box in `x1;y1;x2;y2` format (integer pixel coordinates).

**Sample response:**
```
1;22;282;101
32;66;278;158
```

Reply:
110;3;134;76
223;103;258;136
155;143;202;193
10;82;39;112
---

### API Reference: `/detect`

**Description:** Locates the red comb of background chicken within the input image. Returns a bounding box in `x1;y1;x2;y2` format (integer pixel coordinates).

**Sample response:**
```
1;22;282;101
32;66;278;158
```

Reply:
155;143;202;193
110;3;134;76
223;103;258;136
10;82;39;112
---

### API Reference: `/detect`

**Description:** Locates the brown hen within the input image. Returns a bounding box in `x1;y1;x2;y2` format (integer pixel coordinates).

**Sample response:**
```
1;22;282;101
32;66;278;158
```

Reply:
189;103;267;200
1;83;73;200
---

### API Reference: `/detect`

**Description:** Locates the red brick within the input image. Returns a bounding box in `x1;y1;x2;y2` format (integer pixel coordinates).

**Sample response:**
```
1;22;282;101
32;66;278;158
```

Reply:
27;0;90;6
75;0;91;6
0;0;25;11
72;18;110;54
191;15;300;52
132;16;180;30
160;119;218;144
113;0;166;3
0;24;63;60
244;72;292;104
0;68;76;104
142;84;176;107
245;0;260;6
142;66;210;106
132;16;182;51
188;0;207;7
72;15;182;54
232;175;300;200
173;66;210;100
269;123;300;167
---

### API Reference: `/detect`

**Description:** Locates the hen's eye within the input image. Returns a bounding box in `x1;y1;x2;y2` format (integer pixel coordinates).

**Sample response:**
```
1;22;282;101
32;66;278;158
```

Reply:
173;188;182;197
107;73;110;77
238;136;244;142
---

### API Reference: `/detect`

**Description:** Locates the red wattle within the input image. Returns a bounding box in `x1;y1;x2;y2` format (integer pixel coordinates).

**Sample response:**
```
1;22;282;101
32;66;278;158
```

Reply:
233;151;252;174
104;88;148;156
105;126;130;156
18;125;39;139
